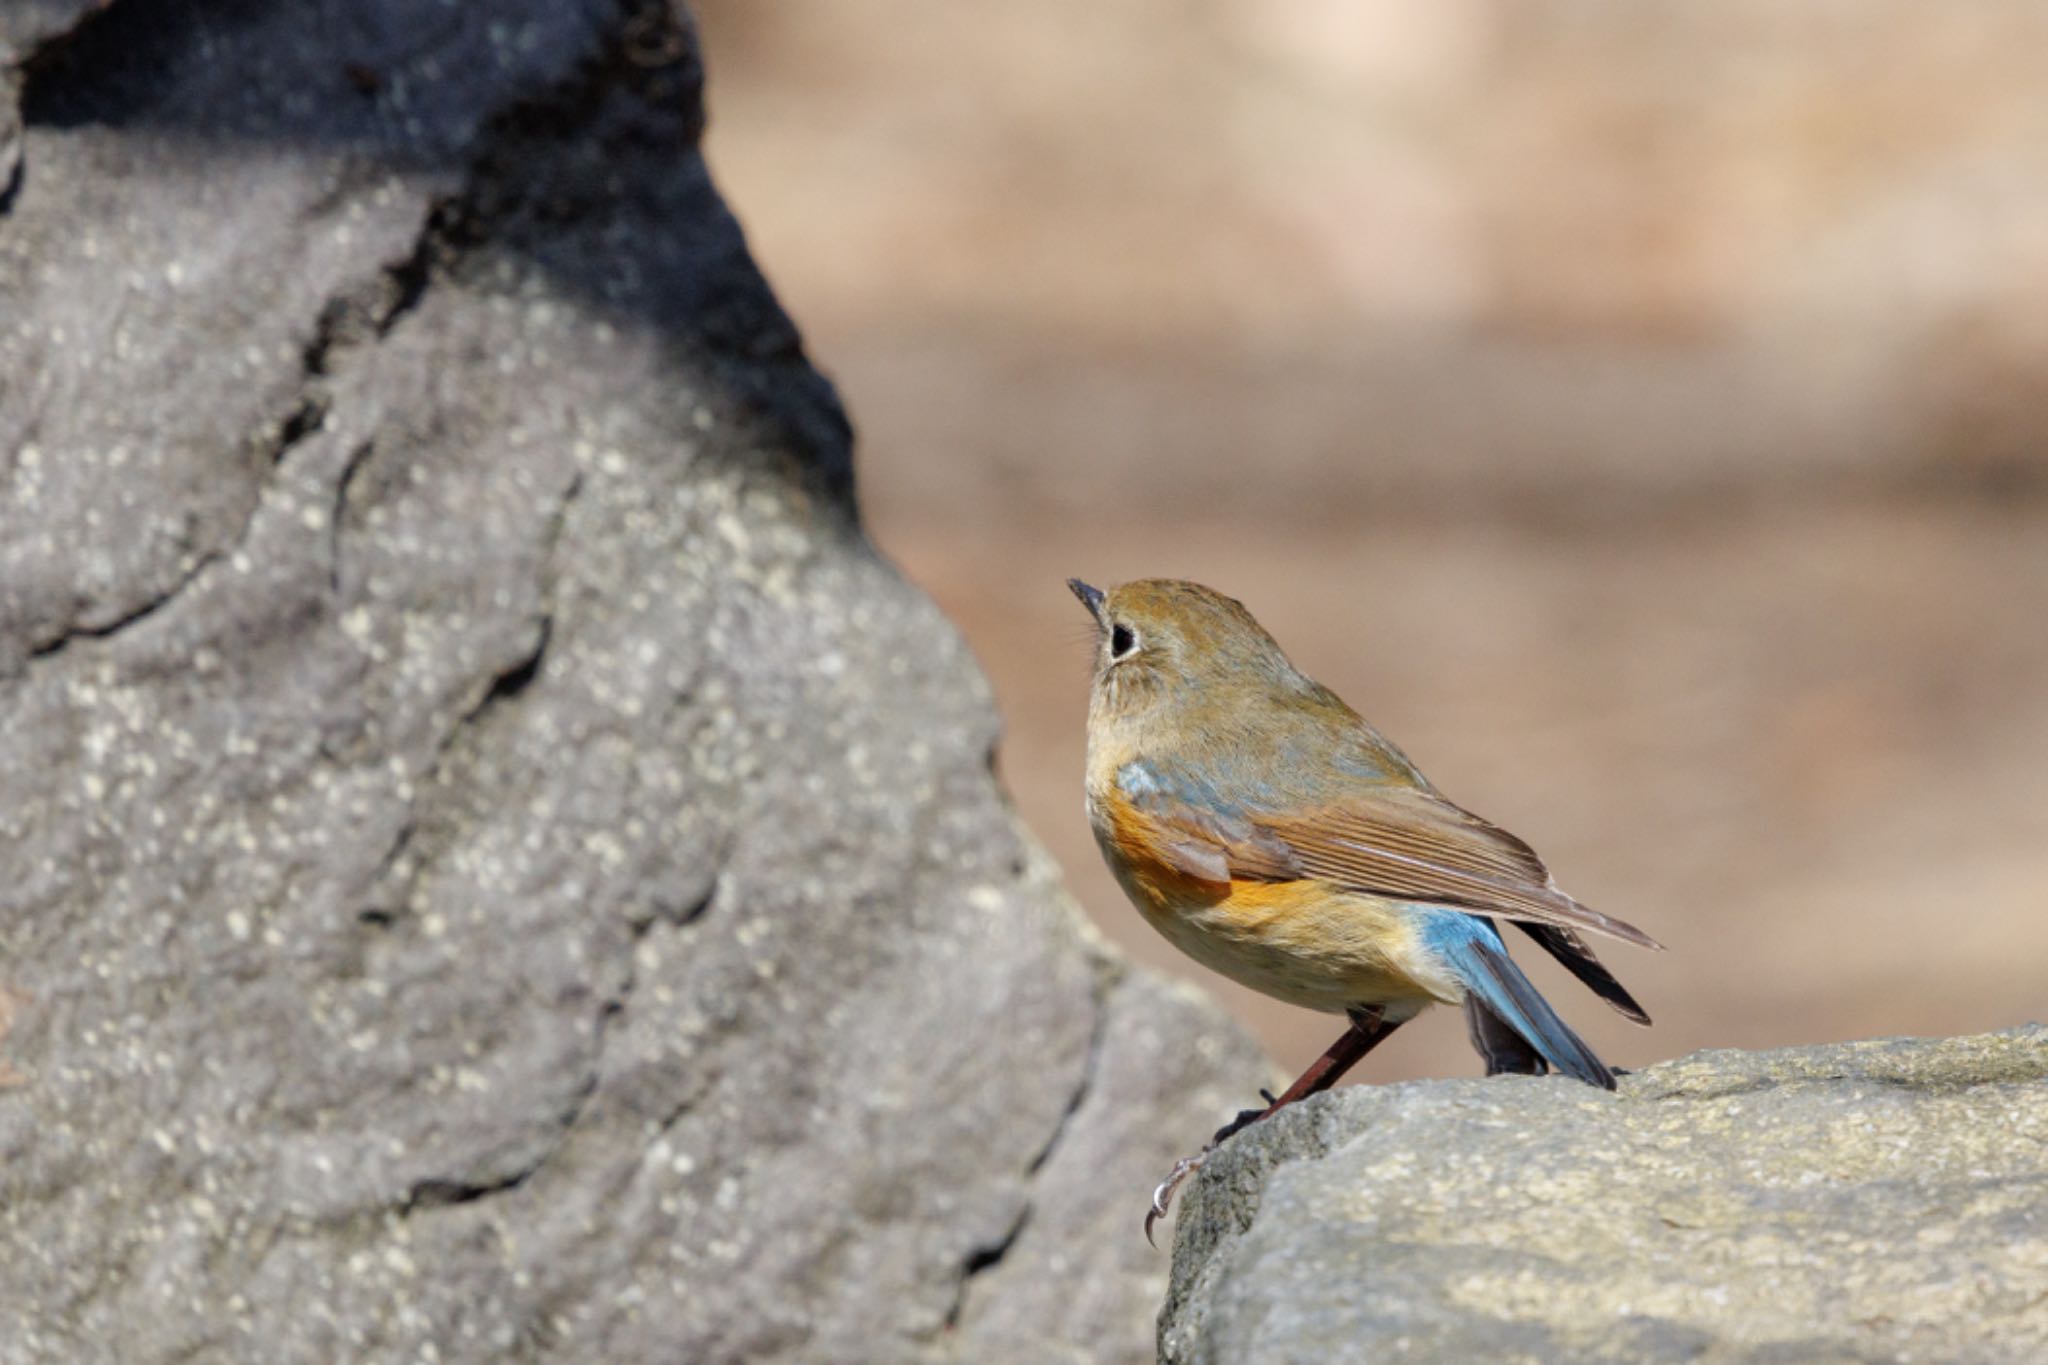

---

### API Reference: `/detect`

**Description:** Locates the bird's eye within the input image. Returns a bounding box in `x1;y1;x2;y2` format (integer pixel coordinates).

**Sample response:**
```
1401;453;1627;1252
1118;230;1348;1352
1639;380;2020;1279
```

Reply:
1110;623;1137;659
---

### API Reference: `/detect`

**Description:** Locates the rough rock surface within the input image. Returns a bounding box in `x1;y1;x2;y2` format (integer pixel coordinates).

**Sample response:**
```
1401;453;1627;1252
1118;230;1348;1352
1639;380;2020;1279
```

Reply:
0;4;1264;1361
1162;1028;2048;1364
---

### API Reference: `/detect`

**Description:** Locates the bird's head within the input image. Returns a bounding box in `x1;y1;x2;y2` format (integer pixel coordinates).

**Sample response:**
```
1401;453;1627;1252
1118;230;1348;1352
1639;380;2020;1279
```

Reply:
1066;577;1302;732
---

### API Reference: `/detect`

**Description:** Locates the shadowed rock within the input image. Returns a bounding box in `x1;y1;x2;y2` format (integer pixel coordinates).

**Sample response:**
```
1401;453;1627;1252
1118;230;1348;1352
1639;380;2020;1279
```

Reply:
1162;1028;2048;1363
0;4;1262;1361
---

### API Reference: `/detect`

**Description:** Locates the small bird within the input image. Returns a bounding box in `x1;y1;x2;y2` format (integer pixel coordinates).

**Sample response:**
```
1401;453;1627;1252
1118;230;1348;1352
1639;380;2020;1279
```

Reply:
1066;578;1659;1242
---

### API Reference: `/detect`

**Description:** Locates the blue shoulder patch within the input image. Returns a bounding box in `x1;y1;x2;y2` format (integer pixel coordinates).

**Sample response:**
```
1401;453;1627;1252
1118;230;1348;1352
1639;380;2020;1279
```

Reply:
1120;755;1286;830
1116;760;1161;798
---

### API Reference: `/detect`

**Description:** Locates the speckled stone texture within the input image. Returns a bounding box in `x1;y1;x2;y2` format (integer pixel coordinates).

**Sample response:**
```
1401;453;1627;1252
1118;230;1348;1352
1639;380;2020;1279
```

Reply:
1161;1028;2048;1364
0;4;1264;1361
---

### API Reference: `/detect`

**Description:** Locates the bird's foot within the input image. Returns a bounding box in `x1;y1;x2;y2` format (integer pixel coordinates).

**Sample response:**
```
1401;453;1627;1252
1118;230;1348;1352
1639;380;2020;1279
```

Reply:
1144;1149;1210;1247
1145;1095;1284;1245
1211;1105;1269;1146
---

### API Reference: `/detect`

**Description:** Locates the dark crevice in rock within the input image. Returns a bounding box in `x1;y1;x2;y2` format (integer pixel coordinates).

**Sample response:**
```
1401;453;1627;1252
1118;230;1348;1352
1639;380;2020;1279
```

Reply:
26;551;223;662
411;982;634;1218
404;907;636;1220
453;471;579;730
254;362;337;466
347;468;579;942
1027;968;1112;1178
272;396;327;459
370;210;440;340
400;1062;599;1216
353;473;580;932
939;958;1119;1338
328;440;374;593
22;386;336;660
942;1204;1033;1331
620;875;721;1136
355;808;422;929
963;1222;1025;1277
481;616;550;711
305;196;462;380
667;882;717;930
305;109;579;599
402;1169;538;1212
0;136;21;215
456;472;579;727
23;392;326;663
463;0;707;199
300;301;347;380
651;1088;704;1140
627;876;718;937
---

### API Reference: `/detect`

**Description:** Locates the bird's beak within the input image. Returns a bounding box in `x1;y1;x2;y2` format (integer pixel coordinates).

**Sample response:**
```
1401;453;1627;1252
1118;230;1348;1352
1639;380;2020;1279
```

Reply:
1067;578;1105;623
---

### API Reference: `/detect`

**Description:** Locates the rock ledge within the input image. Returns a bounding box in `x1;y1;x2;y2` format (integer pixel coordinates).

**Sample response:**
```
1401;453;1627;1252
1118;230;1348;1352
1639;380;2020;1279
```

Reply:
1163;1028;2048;1364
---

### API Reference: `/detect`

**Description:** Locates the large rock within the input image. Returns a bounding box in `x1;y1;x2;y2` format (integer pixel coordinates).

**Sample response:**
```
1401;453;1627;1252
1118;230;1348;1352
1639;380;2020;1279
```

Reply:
1162;1028;2048;1363
0;4;1262;1361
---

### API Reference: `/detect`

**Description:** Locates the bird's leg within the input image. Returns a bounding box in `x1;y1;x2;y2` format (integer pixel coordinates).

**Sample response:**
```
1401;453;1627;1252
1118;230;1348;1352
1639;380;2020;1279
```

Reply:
1211;1007;1391;1141
1146;1007;1403;1244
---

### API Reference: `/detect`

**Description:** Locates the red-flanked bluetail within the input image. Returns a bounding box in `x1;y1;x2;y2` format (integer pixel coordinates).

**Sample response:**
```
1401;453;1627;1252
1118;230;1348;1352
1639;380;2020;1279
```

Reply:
1066;578;1660;1243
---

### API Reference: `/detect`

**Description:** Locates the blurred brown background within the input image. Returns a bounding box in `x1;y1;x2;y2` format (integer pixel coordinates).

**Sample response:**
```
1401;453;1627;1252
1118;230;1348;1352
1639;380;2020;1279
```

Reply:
692;1;2048;1084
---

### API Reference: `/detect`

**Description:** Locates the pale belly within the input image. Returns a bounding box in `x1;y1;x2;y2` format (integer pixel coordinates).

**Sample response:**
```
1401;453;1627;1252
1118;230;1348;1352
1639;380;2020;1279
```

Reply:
1108;858;1461;1017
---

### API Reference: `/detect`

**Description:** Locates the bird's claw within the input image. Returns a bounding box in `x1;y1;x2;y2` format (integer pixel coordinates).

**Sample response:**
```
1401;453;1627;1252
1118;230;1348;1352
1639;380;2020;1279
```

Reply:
1143;1151;1212;1246
1147;1095;1286;1245
1210;1106;1268;1146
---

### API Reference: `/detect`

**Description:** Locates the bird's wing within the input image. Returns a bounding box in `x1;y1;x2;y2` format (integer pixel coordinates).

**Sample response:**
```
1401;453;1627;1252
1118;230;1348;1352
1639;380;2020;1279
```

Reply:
1120;795;1300;887
1124;766;1661;953
1254;791;1662;949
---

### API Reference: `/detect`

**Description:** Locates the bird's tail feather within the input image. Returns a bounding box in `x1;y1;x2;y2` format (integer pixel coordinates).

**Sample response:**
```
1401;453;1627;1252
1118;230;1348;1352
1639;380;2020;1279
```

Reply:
1463;997;1547;1077
1430;915;1615;1090
1512;922;1652;1025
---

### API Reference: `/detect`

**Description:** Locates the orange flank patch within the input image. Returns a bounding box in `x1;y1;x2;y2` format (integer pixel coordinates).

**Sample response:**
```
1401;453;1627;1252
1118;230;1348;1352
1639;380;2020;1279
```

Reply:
1210;878;1412;969
1096;788;1231;915
1218;876;1332;921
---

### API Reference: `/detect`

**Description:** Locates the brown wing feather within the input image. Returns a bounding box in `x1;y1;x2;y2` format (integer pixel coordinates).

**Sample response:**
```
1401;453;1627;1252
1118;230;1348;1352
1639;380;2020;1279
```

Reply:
1119;797;1298;886
1258;793;1661;949
1132;783;1660;951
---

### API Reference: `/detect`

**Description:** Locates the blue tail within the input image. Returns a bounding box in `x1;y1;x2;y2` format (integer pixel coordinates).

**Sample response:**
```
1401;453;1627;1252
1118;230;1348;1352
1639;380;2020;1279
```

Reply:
1419;910;1615;1090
